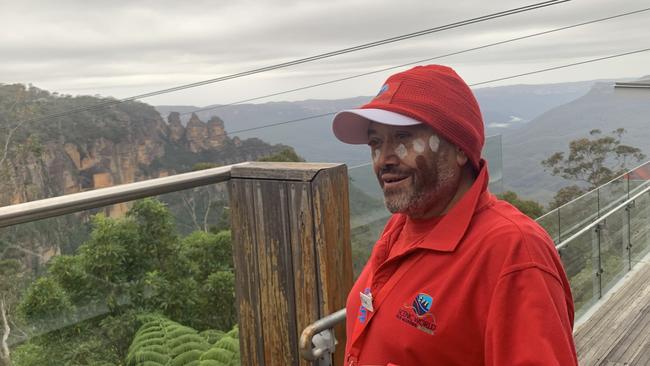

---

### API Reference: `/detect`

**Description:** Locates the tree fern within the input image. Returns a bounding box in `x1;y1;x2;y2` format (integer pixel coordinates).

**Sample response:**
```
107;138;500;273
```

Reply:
127;316;240;366
199;326;240;366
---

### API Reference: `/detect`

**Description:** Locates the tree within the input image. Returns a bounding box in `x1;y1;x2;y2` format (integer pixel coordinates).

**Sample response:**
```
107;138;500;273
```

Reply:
542;128;645;207
13;199;237;365
257;148;305;162
547;185;584;210
0;238;31;366
497;191;545;219
1;260;22;366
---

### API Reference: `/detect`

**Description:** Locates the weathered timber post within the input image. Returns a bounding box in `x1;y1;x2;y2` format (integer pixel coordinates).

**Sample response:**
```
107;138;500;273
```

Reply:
228;162;353;366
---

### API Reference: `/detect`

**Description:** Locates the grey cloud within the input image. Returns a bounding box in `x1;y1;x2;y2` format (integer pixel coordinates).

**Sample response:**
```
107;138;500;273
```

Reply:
2;0;648;103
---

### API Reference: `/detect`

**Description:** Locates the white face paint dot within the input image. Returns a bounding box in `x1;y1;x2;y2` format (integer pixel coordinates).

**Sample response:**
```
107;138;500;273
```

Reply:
395;144;408;159
373;149;381;163
429;135;440;153
412;138;425;154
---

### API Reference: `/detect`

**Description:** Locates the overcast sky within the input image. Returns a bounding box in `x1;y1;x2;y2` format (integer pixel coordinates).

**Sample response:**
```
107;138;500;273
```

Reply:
2;0;649;106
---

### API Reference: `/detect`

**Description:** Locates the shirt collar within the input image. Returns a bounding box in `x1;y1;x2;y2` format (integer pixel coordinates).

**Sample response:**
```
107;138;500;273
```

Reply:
394;159;493;253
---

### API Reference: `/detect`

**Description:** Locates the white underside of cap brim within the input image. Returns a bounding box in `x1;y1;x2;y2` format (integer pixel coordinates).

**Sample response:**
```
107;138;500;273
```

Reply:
332;108;422;144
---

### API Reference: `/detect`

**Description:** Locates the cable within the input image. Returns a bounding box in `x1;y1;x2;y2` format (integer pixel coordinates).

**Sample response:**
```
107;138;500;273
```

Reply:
470;48;650;86
180;7;650;117
11;0;569;128
200;47;650;141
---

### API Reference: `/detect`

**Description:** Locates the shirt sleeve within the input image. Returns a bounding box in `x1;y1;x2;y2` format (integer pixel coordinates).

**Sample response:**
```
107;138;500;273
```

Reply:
484;264;578;366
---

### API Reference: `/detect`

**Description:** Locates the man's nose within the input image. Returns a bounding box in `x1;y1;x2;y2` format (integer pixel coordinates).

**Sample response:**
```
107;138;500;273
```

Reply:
374;143;400;166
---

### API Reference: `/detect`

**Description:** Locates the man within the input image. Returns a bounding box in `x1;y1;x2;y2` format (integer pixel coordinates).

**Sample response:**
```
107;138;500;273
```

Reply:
332;65;577;365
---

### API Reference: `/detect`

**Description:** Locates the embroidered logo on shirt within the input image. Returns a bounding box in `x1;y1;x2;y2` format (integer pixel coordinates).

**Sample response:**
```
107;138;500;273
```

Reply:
412;293;432;315
396;292;437;335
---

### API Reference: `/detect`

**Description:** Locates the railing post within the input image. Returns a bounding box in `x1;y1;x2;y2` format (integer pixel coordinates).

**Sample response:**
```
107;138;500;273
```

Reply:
625;201;633;271
594;223;603;299
228;162;353;366
597;188;601;218
558;208;562;243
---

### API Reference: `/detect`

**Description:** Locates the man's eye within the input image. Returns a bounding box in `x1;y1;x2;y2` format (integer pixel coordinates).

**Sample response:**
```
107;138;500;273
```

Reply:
368;139;380;147
396;133;411;140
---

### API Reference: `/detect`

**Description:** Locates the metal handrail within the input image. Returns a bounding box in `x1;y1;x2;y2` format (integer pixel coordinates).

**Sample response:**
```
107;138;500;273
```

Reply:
542;180;650;243
0;163;246;228
536;160;650;223
556;183;650;251
299;309;346;361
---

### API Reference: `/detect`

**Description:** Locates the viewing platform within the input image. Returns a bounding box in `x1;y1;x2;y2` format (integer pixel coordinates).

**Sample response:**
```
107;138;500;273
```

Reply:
575;255;650;365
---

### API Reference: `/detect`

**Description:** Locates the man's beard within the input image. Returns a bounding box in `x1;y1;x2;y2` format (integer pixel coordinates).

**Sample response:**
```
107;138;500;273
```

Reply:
379;160;455;217
383;176;435;215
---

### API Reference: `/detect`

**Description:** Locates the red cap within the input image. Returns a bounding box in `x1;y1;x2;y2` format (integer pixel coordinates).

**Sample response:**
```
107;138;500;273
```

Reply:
332;65;485;170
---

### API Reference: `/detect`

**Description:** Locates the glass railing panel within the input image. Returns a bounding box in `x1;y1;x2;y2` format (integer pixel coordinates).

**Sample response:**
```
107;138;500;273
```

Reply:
484;134;503;194
347;163;390;277
628;161;650;194
598;175;628;217
560;228;598;318
598;208;628;295
629;191;650;264
1;182;236;365
558;190;599;242
537;211;560;244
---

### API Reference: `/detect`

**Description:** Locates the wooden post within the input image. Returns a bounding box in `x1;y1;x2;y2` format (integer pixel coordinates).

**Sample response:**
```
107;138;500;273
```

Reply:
229;162;353;366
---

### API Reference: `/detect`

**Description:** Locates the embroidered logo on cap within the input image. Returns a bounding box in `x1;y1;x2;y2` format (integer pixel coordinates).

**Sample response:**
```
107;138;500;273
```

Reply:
377;84;389;96
396;292;437;335
371;81;401;104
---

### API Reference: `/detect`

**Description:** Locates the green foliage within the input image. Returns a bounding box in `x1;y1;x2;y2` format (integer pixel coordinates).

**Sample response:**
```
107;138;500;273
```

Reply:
181;231;233;279
127;316;239;366
192;162;220;171
199;330;225;345
1;257;29;365
0;259;23;294
11;343;50;366
200;272;236;331
14;199;237;365
17;277;73;325
257;147;305;162
199;326;240;366
548;184;585;210
542;128;645;207
497;191;545;219
11;311;131;365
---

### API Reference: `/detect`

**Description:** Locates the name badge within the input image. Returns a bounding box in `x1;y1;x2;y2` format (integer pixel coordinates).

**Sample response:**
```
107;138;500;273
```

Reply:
360;291;374;312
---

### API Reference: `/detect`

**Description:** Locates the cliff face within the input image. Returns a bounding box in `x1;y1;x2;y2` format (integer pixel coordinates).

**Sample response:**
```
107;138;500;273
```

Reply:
0;85;287;207
0;108;168;206
0;84;290;270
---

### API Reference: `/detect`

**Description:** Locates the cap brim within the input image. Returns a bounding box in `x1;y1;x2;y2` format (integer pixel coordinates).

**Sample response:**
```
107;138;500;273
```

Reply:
332;108;422;144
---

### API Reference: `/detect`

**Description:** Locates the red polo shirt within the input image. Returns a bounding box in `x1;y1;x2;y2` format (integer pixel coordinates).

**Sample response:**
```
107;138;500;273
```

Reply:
345;163;577;365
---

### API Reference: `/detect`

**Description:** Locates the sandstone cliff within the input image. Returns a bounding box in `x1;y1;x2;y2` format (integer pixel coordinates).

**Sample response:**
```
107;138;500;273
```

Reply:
0;84;289;266
0;85;286;207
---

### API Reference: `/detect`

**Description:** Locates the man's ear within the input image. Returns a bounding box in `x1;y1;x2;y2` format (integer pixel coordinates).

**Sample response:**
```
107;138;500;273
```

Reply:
456;147;468;167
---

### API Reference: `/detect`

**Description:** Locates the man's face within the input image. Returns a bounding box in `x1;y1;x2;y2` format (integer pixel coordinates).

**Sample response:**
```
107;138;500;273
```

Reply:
368;122;460;217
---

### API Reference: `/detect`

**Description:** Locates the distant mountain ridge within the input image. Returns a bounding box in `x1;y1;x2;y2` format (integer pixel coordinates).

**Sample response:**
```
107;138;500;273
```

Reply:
501;81;650;203
156;80;600;167
156;77;649;204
